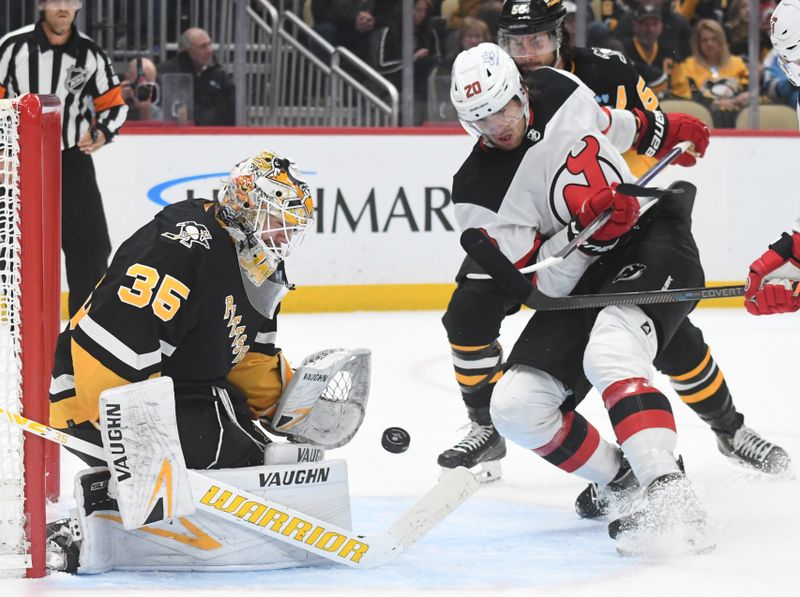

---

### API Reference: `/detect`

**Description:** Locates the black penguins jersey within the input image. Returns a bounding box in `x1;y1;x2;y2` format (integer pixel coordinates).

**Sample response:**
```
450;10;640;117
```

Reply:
564;47;660;178
565;47;659;112
50;199;289;428
451;67;637;298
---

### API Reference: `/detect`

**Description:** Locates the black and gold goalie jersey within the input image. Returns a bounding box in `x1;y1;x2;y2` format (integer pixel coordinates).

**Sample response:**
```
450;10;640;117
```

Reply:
50;199;291;429
564;46;660;178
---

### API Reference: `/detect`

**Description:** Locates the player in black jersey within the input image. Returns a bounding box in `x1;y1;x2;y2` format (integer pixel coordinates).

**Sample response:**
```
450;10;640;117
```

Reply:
49;150;315;469
437;0;789;485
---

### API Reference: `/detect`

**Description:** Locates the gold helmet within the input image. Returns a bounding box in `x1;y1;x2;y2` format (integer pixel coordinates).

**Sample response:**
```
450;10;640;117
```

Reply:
218;150;314;284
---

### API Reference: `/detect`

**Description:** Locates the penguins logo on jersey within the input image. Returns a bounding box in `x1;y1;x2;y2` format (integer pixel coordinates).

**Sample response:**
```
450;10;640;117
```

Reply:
65;65;89;95
161;221;212;250
613;263;647;283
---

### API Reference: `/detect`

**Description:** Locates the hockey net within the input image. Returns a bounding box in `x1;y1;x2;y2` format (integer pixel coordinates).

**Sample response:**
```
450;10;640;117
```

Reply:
0;95;62;578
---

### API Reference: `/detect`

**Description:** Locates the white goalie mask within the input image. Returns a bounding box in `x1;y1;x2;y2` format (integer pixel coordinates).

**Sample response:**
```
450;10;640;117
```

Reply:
771;0;800;86
450;43;530;141
218;150;314;287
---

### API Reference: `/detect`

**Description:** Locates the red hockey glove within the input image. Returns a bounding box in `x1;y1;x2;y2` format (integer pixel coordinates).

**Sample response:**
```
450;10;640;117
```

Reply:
568;184;639;255
632;109;709;167
745;231;800;315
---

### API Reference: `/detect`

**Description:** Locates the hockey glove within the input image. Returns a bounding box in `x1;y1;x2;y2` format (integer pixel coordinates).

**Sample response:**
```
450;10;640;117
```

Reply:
745;230;800;315
632;109;709;167
568;184;639;256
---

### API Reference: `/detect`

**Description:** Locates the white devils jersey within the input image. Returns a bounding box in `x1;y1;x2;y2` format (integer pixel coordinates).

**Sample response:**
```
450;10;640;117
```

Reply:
451;67;639;297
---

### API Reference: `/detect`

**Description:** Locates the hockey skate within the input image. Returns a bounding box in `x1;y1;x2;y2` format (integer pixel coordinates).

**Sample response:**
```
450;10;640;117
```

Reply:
575;457;639;520
45;518;81;573
608;471;715;557
437;406;506;483
716;425;791;474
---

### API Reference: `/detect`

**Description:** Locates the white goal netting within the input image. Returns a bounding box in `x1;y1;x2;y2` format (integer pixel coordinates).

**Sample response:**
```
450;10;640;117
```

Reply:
0;99;27;576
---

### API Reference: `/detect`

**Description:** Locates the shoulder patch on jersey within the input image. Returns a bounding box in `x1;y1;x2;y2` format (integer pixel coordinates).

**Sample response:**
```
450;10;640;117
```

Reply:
161;221;212;250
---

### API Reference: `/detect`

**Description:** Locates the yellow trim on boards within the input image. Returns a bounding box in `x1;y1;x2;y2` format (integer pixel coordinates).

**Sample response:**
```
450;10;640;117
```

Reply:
59;280;746;319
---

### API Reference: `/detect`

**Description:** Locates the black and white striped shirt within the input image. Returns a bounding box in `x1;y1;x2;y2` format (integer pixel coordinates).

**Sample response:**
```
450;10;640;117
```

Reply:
0;21;127;149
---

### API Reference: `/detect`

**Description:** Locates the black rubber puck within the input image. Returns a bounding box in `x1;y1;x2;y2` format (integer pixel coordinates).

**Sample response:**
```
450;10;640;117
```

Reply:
382;427;410;453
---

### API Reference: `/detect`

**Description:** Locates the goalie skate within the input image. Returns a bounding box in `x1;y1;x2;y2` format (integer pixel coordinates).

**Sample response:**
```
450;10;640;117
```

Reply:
716;425;791;474
608;472;715;557
45;518;82;574
437;407;506;483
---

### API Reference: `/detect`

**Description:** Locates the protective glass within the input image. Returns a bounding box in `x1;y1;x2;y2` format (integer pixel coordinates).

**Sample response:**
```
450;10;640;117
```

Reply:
777;54;800;86
471;97;526;137
498;28;561;60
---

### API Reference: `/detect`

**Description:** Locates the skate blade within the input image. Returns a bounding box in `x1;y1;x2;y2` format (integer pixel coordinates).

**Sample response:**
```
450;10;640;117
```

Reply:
614;523;716;557
439;460;502;484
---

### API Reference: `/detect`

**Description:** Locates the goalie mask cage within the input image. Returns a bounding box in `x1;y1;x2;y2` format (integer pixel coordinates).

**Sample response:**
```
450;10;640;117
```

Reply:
0;94;62;579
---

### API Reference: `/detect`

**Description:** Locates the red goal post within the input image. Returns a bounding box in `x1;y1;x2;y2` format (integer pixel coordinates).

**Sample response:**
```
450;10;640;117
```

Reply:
0;94;62;578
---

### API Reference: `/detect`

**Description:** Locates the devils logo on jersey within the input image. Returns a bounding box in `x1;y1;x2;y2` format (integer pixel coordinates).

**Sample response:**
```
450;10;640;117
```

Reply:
549;135;625;225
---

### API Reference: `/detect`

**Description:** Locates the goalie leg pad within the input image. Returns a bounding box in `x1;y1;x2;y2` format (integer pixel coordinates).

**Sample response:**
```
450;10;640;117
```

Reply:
99;377;195;529
75;461;352;572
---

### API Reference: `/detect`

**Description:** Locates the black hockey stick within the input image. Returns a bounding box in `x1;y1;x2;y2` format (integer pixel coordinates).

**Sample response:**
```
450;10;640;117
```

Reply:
460;227;744;311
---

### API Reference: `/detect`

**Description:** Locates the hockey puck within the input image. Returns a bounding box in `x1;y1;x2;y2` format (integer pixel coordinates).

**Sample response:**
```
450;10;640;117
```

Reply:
382;427;410;453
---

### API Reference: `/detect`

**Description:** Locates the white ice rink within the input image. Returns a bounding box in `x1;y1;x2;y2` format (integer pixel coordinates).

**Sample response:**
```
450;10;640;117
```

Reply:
4;307;799;596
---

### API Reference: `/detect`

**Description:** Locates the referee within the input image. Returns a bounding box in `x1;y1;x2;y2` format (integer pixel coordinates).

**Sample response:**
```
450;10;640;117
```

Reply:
0;0;128;317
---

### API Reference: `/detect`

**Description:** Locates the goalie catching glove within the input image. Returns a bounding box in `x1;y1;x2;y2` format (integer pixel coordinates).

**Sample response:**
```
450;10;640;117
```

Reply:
632;108;709;167
745;227;800;315
266;348;371;449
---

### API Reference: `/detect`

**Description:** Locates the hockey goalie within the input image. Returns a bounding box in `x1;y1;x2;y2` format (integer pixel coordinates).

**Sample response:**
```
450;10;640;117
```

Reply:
45;151;374;573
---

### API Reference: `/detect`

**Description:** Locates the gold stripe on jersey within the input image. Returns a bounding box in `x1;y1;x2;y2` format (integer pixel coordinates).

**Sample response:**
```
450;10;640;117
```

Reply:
622;149;658;178
50;340;133;428
227;350;290;419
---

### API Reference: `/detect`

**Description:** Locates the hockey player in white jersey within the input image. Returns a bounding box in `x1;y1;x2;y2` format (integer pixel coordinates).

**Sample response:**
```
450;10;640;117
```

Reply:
448;43;712;551
744;0;800;315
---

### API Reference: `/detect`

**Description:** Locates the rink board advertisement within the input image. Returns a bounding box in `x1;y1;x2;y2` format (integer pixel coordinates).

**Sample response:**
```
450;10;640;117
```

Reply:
92;129;800;311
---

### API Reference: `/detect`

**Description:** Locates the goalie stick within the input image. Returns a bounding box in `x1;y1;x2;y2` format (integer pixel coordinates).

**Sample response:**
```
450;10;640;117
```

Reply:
467;141;695;280
460;227;744;310
0;406;478;569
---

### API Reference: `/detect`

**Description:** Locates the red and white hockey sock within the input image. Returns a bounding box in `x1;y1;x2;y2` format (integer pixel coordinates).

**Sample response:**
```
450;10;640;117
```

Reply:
532;410;621;484
603;377;681;487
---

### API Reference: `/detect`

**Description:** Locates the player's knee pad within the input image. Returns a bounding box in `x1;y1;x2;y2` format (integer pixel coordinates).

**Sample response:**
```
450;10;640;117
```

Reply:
490;364;570;450
583;305;658;395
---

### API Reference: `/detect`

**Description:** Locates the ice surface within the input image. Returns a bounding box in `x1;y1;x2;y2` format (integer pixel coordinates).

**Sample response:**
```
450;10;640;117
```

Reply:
4;308;799;596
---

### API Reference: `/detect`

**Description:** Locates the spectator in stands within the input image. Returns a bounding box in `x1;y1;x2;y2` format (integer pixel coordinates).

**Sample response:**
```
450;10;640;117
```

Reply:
620;4;679;97
725;0;776;60
671;19;749;127
762;47;800;108
121;57;163;122
442;16;490;69
159;28;235;126
372;0;440;124
613;0;691;60
474;1;503;40
673;0;726;22
311;1;377;62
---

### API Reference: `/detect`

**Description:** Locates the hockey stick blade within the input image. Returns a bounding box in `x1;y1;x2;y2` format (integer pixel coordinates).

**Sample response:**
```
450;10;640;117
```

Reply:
0;407;478;569
460;228;744;310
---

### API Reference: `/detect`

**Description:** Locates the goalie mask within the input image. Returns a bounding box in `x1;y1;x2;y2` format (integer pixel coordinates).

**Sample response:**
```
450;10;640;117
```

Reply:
218;150;313;284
